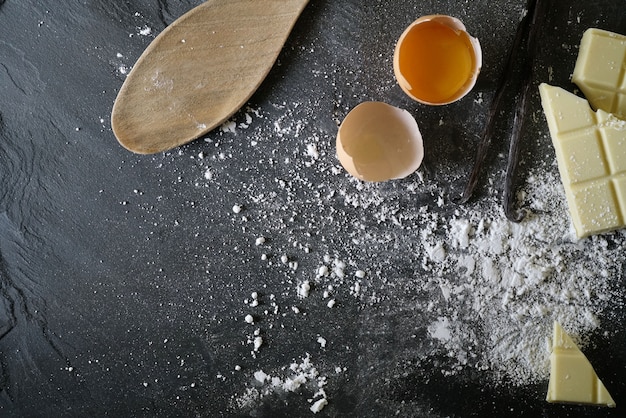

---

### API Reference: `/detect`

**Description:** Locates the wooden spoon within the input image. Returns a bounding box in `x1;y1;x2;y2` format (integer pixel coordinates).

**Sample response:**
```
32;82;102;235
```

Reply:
111;0;310;154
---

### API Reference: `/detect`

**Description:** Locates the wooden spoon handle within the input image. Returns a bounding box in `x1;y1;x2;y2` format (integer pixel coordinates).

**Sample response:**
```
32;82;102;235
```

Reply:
111;0;309;154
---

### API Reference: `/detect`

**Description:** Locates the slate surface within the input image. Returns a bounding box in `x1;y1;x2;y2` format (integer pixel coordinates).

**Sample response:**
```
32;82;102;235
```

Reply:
1;0;625;417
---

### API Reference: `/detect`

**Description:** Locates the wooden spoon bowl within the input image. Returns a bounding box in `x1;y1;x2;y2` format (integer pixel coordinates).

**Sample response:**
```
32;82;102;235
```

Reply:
111;0;309;154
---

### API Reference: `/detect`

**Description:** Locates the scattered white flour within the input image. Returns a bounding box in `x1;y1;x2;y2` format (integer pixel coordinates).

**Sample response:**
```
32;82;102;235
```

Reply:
317;336;327;348
220;107;262;134
298;280;311;298
253;335;263;352
248;292;259;307
232;353;329;413
211;111;625;412
254;370;269;384
138;25;152;36
220;120;237;133
163;28;626;413
310;397;328;414
428;317;452;343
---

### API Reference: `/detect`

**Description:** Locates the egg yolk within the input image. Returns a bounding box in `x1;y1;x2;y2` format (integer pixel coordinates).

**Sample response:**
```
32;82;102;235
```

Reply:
396;19;476;104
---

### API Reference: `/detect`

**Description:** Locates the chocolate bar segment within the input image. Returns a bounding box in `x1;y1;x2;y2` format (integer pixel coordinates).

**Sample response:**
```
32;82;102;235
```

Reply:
572;28;626;119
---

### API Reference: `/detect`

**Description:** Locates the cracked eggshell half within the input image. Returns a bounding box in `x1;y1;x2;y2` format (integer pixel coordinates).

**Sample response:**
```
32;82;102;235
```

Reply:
336;101;424;182
394;15;482;105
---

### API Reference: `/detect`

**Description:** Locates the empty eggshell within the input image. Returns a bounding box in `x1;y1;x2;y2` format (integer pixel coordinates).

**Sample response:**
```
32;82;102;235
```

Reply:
394;15;482;105
336;101;424;182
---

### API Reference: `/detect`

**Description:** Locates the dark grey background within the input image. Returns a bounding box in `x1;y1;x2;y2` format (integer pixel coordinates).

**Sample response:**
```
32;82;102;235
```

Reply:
1;0;625;417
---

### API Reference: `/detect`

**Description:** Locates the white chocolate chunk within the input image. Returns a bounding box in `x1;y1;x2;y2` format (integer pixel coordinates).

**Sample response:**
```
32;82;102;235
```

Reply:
546;322;615;407
539;83;626;238
572;28;626;119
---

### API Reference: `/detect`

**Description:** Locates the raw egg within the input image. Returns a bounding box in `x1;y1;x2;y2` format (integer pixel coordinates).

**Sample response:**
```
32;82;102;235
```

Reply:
394;15;482;105
336;102;424;182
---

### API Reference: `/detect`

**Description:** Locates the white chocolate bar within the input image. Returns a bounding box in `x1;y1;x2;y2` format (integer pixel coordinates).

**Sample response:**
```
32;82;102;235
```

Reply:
539;83;626;238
